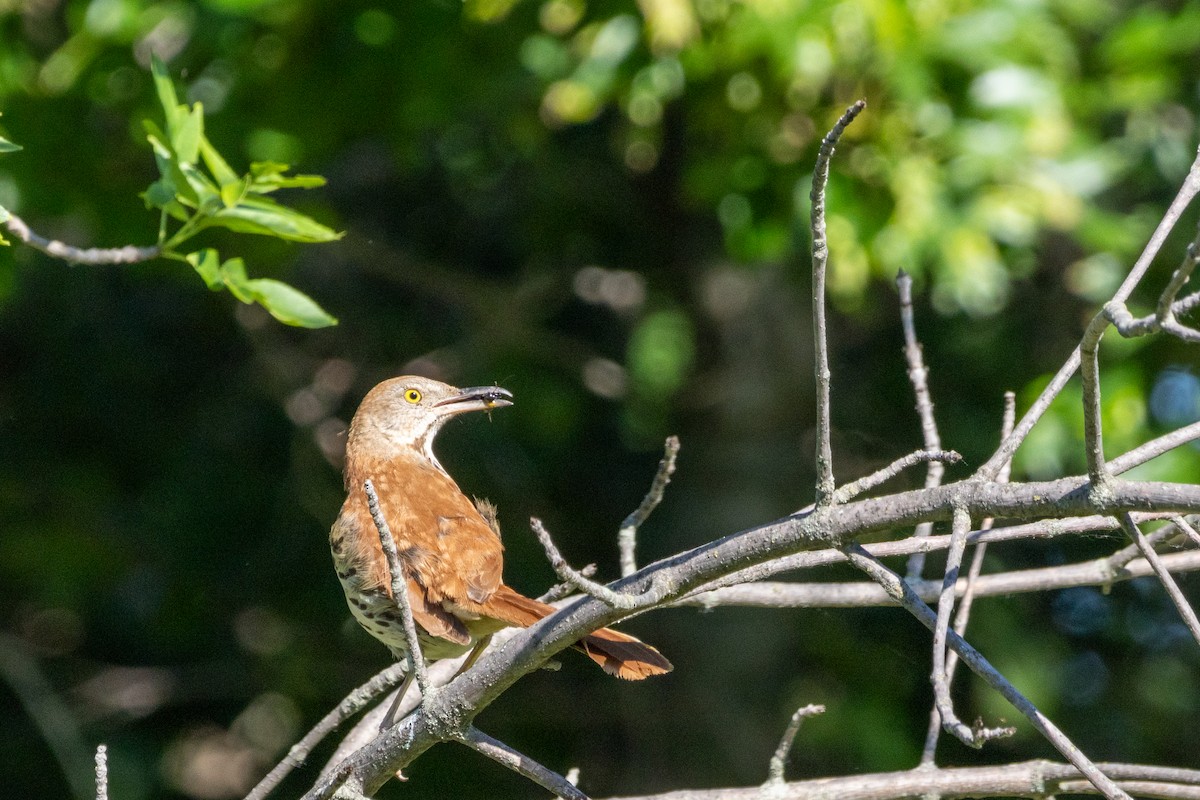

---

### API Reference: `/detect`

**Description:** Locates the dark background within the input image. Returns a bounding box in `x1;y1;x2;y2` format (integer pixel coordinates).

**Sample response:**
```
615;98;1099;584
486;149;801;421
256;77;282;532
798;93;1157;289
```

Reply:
2;1;1199;798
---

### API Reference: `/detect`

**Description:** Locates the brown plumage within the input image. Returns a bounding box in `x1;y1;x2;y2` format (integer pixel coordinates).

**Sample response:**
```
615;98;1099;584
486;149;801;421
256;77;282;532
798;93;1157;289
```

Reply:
330;376;672;682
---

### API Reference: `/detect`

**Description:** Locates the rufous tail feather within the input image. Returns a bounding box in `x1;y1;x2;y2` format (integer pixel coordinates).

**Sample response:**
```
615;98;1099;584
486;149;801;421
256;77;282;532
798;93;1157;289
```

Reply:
482;585;672;680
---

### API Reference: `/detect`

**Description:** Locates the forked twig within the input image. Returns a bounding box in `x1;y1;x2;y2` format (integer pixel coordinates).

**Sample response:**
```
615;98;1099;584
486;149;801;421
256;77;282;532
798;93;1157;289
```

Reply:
1119;513;1200;646
619;436;681;577
532;518;672;610
930;507;1014;748
977;148;1200;480
840;543;1131;800
244;663;408;800
922;392;1016;763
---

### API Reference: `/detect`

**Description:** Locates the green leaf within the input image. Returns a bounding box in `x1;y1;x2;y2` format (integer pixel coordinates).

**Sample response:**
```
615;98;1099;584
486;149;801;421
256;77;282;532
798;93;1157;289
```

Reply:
0;204;8;245
143;119;174;158
144;120;200;207
200;138;239;188
250;161;290;178
150;55;182;133
218;257;256;303
186;249;223;290
173;103;203;164
250;173;327;192
180;163;220;206
207;196;342;242
248;161;326;192
220;177;249;209
0;136;20;153
244;278;338;328
140;179;191;221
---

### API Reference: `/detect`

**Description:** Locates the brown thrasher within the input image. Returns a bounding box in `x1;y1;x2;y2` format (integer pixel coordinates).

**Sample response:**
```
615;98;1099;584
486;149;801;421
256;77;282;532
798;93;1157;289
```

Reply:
330;376;672;709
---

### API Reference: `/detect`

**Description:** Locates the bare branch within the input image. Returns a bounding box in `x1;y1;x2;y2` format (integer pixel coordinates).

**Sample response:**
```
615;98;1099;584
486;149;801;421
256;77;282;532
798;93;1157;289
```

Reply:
619;436;680;578
1108;220;1200;343
1108;420;1200;473
246;664;408;800
1120;512;1200;646
364;479;430;697
687;550;1200;610
840;543;1130;800
460;726;589;800
1080;309;1113;490
1173;515;1200;549
833;449;961;504
929;507;1013;748
922;391;1016;763
539;563;598;603
3;212;161;264
763;704;826;787
532;517;672;610
600;761;1200;800
321;475;1200;797
977;146;1200;480
810;99;867;506
897;269;948;580
94;745;108;800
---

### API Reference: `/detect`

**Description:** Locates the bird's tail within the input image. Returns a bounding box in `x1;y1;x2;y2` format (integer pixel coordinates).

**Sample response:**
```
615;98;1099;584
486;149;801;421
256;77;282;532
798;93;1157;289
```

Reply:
483;584;673;680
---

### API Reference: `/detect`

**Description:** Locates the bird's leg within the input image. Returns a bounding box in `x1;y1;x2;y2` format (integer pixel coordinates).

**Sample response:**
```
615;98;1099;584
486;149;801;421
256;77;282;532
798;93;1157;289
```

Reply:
379;668;415;731
378;634;491;733
452;633;493;680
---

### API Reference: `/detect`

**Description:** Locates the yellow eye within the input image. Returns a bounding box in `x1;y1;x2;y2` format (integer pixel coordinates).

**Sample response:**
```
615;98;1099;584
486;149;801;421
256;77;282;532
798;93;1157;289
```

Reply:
404;388;422;404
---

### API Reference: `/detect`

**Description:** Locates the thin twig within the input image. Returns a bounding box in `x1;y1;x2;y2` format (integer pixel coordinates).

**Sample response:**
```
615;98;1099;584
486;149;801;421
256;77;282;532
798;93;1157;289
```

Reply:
922;392;1015;764
1119;512;1200;646
763;704;826;787
810;99;867;506
619;436;680;577
833;449;961;504
976;147;1200;481
840;543;1131;800
1173;516;1200;549
95;745;108;800
1108;221;1200;343
1080;309;1113;490
930;507;1012;748
1109;288;1200;337
245;663;408;800
538;563;598;603
3;212;162;264
1109;420;1200;473
1105;521;1183;573
531;518;672;610
364;479;431;696
460;726;589;800
897;269;948;581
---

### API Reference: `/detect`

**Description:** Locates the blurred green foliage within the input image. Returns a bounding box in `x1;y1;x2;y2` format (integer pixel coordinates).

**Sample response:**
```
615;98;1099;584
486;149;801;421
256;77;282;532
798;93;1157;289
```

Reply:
2;1;1200;799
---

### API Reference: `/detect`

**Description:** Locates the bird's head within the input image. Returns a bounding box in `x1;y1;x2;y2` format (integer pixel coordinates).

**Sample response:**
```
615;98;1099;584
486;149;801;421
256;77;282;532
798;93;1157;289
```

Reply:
346;376;513;469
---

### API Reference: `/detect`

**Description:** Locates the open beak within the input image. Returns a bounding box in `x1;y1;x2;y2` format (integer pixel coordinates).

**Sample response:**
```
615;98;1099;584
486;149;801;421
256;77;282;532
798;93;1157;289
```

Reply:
435;385;514;414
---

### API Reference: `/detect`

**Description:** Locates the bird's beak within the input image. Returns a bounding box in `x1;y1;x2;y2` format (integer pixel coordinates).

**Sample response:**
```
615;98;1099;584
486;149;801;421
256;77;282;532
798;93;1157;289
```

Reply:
435;385;514;415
